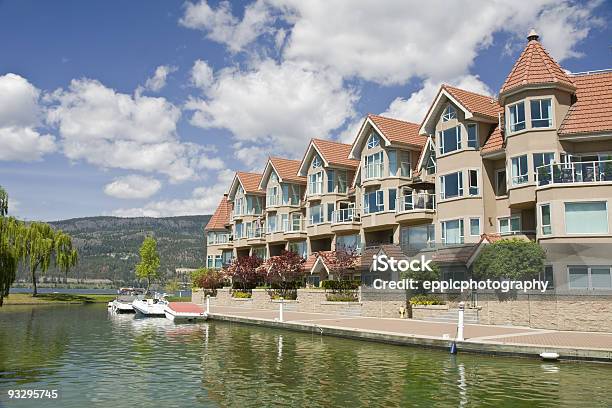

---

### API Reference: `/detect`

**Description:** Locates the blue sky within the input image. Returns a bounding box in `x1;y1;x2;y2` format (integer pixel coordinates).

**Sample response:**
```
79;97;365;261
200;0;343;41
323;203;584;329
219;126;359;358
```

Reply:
0;0;610;221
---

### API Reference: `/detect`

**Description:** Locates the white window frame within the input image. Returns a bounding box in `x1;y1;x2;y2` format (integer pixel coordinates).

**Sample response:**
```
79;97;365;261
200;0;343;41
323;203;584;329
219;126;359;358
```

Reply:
440;171;463;200
468;169;479;196
308;171;323;195
532;152;555;180
498;215;521;235
511;155;529;185
564;201;609;235
312;155;322;168
530;98;553;128
469;217;481;236
441;219;464;245
365;151;384;179
568;265;612;290
367;131;380;149
467;123;478;149
441;105;457;122
539;203;552;236
439;126;461;155
508;101;526;133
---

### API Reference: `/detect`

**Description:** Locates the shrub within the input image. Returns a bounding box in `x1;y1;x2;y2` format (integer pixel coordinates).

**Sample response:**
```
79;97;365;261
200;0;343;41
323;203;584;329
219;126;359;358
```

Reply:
321;280;360;291
472;238;546;281
409;294;445;306
224;255;264;291
326;292;358;302
232;290;252;299
191;268;224;290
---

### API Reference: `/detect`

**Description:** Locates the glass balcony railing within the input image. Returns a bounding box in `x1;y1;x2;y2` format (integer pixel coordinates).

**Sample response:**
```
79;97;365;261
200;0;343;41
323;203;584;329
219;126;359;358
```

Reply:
331;208;360;224
246;227;265;239
364;163;384;179
536;161;612;187
396;193;436;213
208;234;230;245
266;195;280;207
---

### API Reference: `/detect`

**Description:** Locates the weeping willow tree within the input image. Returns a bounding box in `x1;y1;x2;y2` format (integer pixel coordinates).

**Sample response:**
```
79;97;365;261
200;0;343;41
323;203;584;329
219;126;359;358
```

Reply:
0;186;79;302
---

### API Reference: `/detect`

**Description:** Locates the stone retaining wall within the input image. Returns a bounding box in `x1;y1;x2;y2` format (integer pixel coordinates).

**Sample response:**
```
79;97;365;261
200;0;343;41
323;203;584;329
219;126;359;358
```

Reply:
411;305;449;320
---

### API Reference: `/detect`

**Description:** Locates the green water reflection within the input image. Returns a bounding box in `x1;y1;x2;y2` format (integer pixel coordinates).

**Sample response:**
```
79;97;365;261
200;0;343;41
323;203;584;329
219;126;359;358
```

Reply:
0;305;610;407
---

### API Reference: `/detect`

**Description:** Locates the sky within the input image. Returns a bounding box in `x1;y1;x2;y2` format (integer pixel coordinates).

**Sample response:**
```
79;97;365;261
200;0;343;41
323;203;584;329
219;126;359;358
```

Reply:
0;0;610;221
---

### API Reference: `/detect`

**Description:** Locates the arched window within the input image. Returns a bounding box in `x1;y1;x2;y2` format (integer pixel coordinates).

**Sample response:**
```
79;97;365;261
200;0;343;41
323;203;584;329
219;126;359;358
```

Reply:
367;131;380;149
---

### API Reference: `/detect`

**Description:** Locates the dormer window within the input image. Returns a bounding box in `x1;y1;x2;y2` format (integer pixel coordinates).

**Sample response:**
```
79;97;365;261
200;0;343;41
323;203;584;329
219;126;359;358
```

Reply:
367;131;380;149
442;105;457;122
312;155;322;168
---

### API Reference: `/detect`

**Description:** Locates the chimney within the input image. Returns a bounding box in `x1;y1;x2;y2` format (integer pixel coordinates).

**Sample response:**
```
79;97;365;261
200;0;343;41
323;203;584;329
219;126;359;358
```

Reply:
527;29;539;42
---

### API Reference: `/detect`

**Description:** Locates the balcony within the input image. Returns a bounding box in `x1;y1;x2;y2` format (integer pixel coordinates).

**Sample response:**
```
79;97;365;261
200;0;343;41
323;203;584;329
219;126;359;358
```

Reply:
331;208;361;233
395;193;436;223
284;217;307;240
246;226;266;244
536;160;612;187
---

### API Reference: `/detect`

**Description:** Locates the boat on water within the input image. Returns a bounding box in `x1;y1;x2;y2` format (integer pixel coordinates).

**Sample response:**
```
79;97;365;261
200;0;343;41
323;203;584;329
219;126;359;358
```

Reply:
110;288;146;313
164;302;208;323
132;293;168;317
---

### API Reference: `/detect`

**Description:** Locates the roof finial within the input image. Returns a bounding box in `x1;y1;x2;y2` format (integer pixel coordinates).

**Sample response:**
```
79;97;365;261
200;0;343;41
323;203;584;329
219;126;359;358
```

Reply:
527;28;539;42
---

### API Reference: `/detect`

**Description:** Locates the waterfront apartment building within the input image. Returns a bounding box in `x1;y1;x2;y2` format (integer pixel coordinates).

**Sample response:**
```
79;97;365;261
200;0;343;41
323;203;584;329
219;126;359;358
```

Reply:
205;31;612;293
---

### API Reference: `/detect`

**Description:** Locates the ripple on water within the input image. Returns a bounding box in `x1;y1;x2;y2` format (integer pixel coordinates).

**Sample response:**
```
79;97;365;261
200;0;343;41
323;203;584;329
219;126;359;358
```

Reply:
1;305;612;408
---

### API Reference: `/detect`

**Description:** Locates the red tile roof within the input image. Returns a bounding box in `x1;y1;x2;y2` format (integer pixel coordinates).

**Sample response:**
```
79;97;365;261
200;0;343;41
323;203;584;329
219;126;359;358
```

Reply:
559;71;612;136
442;85;500;119
312;139;359;168
500;38;574;96
481;125;504;155
205;195;231;231
236;172;264;194
269;157;306;184
368;114;427;148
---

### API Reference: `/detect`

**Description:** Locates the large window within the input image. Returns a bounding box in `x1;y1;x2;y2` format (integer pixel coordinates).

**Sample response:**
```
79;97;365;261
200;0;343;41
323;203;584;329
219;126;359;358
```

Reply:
288;241;307;259
539;266;554;290
467;123;478;148
442;105;457;122
364;190;384;214
496;169;507;196
569;266;612;290
309;171;323;194
234;222;244;239
389;188;397;211
469;169;479;196
365;151;383;179
511;155;528;185
400;224;435;251
440;172;463;200
470;218;480;236
309;204;323;225
267;213;277;233
530;99;552;128
439;126;461;155
327;203;334;223
336;234;361;253
247;196;262;214
389;150;411;177
367;131;380;149
290;213;302;231
327;169;335;193
508;101;525;132
252;247;267;260
281;184;300;205
499;216;521;234
337;170;348;193
533;152;554;179
565;202;608;234
441;219;464;245
540;204;552;235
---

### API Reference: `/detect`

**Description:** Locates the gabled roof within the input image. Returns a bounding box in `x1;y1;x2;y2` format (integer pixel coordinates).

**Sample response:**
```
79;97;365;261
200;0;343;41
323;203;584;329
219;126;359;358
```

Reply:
419;85;499;135
228;171;264;200
205;195;231;231
559;71;612;136
481;125;505;156
298;138;359;176
349;114;426;159
499;33;575;99
259;157;306;188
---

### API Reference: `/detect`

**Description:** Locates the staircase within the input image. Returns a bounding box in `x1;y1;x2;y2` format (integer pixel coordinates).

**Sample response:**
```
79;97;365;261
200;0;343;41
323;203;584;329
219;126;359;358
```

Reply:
421;308;479;324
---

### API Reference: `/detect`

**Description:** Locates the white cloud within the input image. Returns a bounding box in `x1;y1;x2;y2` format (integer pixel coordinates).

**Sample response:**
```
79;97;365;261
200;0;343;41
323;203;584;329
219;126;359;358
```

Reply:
190;59;214;90
380;75;493;124
144;65;178;92
104;175;162;199
0;73;56;161
180;0;275;53
186;59;357;161
47;78;222;183
112;169;234;217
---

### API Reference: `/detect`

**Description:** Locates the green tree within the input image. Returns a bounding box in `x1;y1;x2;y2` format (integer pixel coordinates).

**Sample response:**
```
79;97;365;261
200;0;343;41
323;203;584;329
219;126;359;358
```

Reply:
472;238;546;280
0;187;25;305
135;236;160;290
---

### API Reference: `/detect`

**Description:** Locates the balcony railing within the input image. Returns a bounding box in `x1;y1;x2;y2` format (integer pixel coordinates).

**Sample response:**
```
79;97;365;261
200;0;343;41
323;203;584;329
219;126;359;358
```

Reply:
287;217;305;232
208;234;230;245
364;163;384;179
536;160;612;187
246;227;265;239
396;193;436;213
266;195;280;207
331;208;360;224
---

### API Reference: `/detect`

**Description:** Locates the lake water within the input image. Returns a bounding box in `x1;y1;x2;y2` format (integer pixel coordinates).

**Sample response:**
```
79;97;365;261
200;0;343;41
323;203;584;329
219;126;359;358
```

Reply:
0;305;611;408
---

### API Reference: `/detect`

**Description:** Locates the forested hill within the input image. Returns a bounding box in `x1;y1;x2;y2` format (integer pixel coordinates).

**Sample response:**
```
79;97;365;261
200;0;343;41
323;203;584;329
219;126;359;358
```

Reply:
17;215;211;284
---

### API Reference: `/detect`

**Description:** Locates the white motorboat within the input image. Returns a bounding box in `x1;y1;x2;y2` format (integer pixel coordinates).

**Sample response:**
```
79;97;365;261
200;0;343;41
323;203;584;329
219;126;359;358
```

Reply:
132;293;168;317
110;287;146;313
164;302;208;323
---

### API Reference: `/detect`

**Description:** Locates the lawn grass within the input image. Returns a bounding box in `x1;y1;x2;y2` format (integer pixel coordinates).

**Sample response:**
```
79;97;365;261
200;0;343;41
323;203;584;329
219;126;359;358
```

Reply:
2;293;193;305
